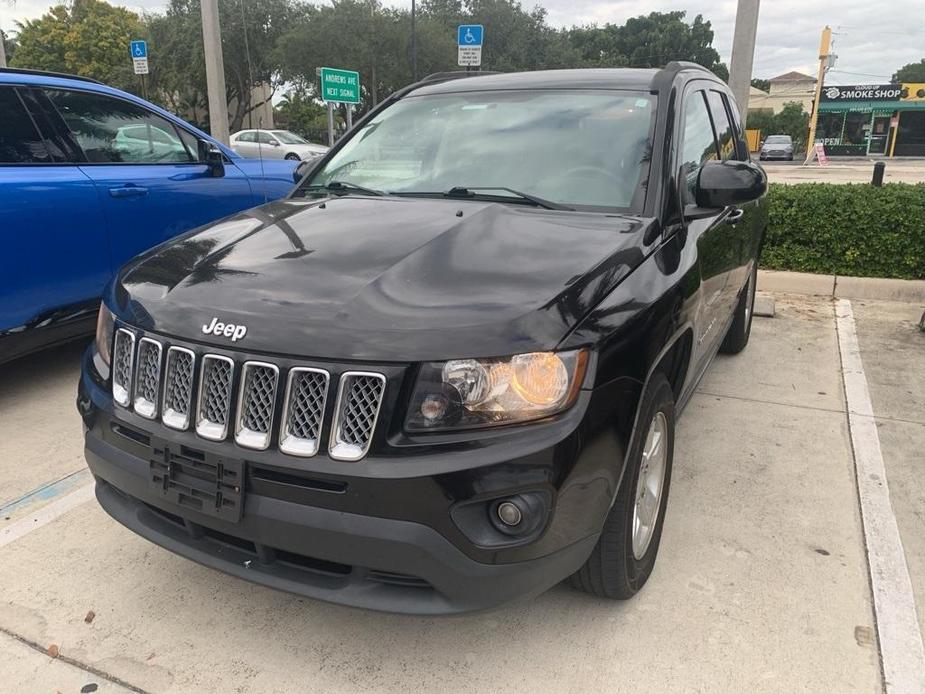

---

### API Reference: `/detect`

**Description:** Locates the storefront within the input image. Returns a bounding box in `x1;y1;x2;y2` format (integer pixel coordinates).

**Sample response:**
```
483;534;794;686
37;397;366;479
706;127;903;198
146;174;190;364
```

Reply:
816;83;925;156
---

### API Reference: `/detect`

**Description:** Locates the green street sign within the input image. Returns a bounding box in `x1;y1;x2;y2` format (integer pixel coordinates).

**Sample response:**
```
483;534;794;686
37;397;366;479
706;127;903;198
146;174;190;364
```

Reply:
320;67;360;104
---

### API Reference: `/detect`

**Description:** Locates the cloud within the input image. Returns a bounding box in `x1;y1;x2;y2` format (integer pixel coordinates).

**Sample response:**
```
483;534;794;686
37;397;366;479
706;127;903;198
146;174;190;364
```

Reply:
2;0;921;83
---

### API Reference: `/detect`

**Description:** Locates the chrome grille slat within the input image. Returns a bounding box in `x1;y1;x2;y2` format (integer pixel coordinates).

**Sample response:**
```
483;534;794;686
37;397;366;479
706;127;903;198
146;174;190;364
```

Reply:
279;368;330;457
235;361;279;450
112;328;136;407
329;372;386;461
196;355;234;441
133;337;162;419
162;346;195;430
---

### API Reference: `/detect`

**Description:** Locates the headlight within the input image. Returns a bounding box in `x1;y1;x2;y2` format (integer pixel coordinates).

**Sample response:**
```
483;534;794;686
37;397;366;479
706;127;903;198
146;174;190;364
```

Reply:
405;349;588;431
95;303;114;367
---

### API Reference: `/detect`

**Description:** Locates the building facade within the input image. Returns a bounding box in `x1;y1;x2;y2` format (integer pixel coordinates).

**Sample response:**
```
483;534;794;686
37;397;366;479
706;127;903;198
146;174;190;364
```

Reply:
749;71;816;114
817;83;925;156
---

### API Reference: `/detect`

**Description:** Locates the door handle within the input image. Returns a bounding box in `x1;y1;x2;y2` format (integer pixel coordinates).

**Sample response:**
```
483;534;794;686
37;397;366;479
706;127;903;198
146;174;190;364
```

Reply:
724;208;745;225
108;185;149;198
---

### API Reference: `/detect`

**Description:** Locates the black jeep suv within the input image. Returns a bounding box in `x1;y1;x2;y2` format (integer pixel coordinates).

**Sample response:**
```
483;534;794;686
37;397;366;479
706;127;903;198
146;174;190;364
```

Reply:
78;64;767;614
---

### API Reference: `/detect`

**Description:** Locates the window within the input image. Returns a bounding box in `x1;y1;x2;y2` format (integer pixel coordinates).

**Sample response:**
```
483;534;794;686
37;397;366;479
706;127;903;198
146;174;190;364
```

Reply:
238;131;256;143
707;91;738;160
44;89;194;164
0;88;52;164
308;90;657;211
272;131;308;145
678;91;719;204
255;131;276;145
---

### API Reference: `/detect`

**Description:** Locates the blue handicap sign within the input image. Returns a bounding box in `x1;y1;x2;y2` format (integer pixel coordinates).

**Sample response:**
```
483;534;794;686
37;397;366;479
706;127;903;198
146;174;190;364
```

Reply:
457;25;484;47
130;40;147;59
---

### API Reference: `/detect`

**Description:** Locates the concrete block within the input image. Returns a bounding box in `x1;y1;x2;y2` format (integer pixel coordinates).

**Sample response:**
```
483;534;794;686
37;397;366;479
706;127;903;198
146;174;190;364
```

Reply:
757;270;835;296
753;293;775;317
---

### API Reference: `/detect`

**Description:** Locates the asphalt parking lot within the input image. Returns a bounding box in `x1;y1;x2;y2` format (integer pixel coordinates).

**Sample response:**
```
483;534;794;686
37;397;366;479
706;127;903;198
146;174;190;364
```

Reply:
1;294;923;693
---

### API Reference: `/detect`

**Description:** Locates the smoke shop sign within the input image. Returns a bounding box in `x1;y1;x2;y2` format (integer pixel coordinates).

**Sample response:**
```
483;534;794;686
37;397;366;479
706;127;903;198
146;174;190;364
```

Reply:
821;84;904;102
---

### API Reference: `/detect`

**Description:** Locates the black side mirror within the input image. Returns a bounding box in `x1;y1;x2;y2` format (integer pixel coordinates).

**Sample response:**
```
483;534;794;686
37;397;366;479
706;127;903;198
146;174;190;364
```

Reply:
695;160;767;209
292;159;313;184
204;145;225;178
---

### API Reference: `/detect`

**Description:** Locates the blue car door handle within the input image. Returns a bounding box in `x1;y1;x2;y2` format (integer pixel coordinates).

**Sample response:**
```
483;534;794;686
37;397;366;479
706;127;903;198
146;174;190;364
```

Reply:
109;185;149;198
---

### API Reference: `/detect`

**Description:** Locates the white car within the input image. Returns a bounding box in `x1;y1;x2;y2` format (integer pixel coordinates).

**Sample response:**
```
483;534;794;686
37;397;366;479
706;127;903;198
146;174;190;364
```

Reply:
230;129;328;161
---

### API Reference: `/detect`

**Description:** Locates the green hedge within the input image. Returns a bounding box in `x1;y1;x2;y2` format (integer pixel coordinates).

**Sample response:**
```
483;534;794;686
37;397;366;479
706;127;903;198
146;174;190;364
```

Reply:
761;183;925;280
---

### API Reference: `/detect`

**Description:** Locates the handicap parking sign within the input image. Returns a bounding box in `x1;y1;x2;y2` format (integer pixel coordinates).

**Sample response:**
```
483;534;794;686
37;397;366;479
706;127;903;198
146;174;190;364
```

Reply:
457;25;484;47
130;40;147;58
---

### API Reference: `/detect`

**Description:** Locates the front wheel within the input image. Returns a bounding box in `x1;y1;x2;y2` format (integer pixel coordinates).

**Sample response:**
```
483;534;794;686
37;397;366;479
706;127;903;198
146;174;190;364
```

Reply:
570;372;675;599
720;262;757;354
285;153;301;161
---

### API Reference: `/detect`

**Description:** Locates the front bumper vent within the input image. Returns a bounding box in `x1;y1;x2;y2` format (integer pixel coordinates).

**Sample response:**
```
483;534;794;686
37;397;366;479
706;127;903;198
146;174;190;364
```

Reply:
109;328;387;461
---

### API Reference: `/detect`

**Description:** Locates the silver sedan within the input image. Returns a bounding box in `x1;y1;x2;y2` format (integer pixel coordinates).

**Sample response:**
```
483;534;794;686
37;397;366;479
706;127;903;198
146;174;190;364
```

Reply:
230;129;328;161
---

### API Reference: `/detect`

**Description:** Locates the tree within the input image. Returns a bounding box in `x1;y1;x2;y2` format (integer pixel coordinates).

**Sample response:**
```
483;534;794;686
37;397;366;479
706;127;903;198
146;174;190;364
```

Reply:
11;0;144;92
145;0;301;132
274;89;332;142
892;59;925;83
751;77;770;93
746;101;810;151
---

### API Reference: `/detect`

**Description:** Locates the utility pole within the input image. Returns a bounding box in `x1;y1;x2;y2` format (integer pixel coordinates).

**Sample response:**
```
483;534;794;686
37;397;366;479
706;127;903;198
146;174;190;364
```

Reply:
201;0;230;145
728;0;761;125
805;26;833;162
0;29;8;68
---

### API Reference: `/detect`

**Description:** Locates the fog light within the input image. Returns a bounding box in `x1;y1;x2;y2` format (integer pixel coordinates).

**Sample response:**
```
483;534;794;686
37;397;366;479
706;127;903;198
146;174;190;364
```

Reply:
496;501;523;527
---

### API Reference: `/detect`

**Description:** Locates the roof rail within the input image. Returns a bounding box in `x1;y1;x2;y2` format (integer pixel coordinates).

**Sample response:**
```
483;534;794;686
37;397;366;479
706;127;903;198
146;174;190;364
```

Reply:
662;61;713;75
419;70;502;84
0;67;103;85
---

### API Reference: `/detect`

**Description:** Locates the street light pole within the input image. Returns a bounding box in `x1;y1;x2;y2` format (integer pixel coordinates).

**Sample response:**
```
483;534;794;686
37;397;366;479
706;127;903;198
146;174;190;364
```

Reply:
804;26;833;163
201;0;230;145
411;0;418;82
728;0;761;125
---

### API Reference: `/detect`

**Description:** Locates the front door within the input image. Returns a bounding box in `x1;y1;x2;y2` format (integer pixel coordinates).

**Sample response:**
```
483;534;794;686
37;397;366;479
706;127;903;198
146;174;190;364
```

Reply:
43;87;256;268
868;115;891;155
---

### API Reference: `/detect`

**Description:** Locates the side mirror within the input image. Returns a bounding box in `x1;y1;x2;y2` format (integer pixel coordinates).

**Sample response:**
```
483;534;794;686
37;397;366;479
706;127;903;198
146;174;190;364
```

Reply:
269;140;280;147
204;145;225;178
695;160;767;209
292;159;313;184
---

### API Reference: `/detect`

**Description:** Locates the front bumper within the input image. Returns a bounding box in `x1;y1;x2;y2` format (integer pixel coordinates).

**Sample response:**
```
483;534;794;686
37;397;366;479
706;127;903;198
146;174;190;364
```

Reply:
79;347;633;614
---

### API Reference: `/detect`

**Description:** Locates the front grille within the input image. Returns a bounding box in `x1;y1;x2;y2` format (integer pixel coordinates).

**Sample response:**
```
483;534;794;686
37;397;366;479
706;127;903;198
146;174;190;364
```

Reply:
196;355;234;441
234;362;279;450
329;372;386;461
162;347;195;430
111;329;387;461
112;328;136;407
133;338;162;419
280;368;329;457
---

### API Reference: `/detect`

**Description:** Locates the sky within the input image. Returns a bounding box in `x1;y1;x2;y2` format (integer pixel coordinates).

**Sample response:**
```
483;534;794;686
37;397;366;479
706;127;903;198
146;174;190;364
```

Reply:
1;0;922;85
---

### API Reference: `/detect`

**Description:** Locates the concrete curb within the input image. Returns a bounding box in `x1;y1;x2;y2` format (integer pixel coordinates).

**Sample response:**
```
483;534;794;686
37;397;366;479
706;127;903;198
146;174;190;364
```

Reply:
758;270;925;303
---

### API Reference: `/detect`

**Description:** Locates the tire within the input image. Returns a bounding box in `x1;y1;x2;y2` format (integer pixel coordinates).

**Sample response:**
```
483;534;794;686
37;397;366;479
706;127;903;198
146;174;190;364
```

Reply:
569;372;675;599
285;153;301;161
720;262;757;354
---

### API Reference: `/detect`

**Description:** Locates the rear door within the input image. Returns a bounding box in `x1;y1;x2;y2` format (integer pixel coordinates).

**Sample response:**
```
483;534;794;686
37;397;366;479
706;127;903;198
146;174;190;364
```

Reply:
233;130;258;158
0;85;109;336
43;87;257;267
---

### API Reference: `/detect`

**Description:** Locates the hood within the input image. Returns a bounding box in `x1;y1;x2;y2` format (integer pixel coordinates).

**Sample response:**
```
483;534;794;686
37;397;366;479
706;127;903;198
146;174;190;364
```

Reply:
114;196;653;361
292;143;328;156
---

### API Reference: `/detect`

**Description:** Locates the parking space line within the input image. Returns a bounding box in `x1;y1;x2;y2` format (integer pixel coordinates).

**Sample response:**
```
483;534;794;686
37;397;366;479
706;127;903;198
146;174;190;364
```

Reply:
0;483;94;549
0;468;92;519
836;299;925;694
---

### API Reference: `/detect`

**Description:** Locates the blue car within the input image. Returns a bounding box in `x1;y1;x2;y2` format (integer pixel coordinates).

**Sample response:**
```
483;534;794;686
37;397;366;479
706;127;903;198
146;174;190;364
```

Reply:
0;68;299;364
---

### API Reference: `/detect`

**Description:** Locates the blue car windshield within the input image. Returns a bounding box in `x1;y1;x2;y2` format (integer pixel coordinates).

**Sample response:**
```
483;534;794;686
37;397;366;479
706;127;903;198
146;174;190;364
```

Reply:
307;89;656;211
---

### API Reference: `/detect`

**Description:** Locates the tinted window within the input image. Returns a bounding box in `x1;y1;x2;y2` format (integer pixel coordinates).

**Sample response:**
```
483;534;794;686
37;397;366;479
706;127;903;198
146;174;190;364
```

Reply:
0;88;52;164
309;90;656;210
707;90;736;160
679;91;719;204
45;89;194;164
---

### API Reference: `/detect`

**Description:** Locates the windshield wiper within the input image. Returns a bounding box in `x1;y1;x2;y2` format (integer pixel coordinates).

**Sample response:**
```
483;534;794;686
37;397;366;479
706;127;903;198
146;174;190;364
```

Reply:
443;186;573;211
301;180;386;197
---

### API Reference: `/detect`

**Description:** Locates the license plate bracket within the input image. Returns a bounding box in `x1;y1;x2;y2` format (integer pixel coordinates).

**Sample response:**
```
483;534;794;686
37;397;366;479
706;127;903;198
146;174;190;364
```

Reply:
149;437;244;523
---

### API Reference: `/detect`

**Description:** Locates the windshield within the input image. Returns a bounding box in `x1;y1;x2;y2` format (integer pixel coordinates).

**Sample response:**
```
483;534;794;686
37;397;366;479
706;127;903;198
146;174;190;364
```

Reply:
273;131;309;145
765;136;792;144
306;89;656;211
